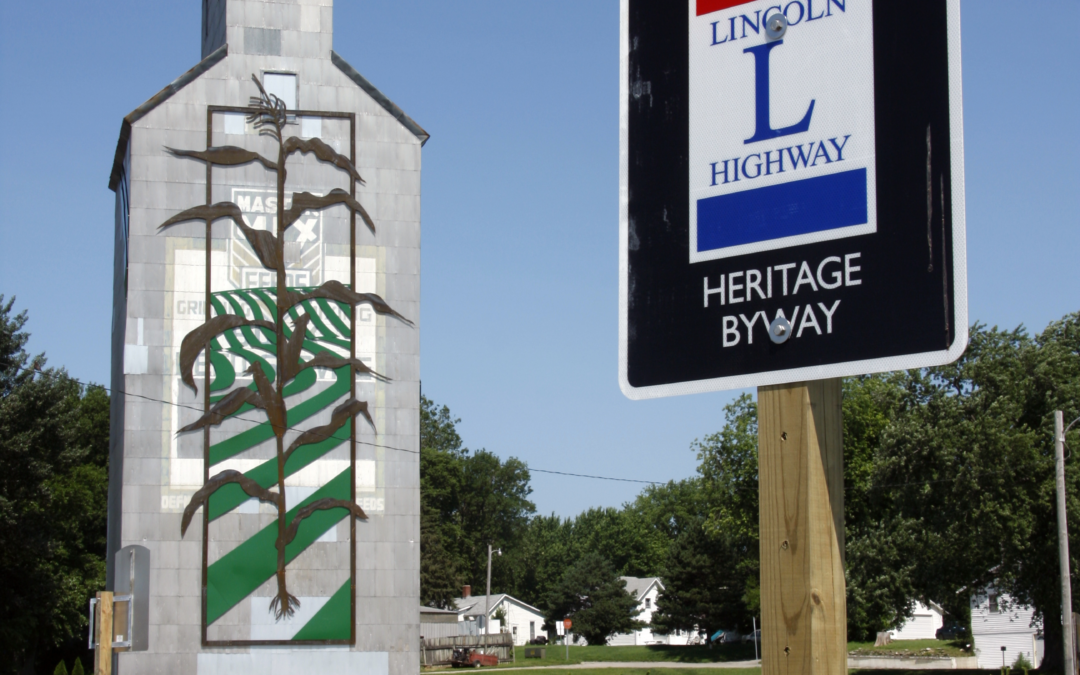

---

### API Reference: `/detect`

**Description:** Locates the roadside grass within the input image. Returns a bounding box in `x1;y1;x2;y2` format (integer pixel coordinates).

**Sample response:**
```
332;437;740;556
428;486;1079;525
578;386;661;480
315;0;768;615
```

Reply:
508;644;759;666
423;639;981;672
488;670;762;675
429;665;1019;669
846;638;971;658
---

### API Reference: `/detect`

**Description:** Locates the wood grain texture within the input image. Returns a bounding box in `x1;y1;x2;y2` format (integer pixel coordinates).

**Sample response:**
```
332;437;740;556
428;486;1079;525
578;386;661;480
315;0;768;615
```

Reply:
95;591;113;675
758;379;846;675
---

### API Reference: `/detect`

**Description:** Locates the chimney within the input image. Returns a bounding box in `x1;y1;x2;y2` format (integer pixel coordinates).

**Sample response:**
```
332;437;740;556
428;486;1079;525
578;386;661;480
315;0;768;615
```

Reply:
463;585;471;598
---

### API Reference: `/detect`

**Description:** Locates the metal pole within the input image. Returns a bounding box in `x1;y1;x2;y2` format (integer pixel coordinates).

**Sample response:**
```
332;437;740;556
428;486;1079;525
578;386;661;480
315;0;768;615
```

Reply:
1056;411;1075;675
753;616;759;662
486;544;492;637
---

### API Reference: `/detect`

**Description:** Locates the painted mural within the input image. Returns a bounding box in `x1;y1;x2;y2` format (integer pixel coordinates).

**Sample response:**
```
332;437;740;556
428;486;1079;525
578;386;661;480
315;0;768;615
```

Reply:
158;77;410;644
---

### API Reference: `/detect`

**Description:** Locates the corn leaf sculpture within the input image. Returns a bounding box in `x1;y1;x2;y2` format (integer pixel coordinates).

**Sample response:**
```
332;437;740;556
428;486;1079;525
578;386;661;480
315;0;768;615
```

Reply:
163;75;411;620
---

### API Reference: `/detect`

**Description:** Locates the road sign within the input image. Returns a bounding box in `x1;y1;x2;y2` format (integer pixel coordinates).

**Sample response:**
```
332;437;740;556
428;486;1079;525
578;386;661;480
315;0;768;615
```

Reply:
619;0;967;397
564;619;572;630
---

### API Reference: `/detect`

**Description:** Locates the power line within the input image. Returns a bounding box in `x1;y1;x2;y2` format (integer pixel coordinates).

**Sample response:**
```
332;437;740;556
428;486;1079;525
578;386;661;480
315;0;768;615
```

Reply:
4;362;665;484
3;362;1065;493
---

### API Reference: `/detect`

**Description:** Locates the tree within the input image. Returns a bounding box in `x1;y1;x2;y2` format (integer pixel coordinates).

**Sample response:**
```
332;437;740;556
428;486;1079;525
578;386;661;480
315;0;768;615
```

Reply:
652;520;751;639
870;317;1080;671
841;374;922;640
543;552;642;645
0;296;109;674
419;395;536;605
457;449;535;593
420;395;467;607
691;394;760;625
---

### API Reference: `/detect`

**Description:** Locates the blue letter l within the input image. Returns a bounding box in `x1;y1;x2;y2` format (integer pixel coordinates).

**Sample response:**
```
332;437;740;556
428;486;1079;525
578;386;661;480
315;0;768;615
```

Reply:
743;40;815;144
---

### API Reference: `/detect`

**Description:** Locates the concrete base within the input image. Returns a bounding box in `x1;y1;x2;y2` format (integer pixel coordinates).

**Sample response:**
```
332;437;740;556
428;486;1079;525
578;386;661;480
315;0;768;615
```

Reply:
847;655;980;670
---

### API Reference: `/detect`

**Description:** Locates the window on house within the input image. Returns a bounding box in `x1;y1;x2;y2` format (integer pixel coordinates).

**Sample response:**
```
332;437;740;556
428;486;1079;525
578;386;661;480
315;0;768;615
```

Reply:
513;626;518;638
645;598;651;609
989;590;1000;614
263;72;298;111
530;621;535;640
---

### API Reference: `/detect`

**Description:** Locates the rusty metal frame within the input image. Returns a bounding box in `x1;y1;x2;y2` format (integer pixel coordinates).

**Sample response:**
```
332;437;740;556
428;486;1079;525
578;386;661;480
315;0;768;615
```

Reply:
198;103;360;647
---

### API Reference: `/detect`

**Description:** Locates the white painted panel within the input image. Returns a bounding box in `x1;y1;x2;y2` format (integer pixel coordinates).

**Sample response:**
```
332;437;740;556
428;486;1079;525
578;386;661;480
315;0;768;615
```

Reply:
264;72;297;110
197;649;388;675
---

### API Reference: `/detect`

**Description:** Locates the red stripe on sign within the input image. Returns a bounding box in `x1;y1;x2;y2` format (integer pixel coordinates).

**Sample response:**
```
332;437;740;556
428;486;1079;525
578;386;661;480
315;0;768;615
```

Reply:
696;0;756;16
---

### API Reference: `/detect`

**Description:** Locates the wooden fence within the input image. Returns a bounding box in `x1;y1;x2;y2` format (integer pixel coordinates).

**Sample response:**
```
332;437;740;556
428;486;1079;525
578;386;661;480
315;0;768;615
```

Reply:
421;633;514;666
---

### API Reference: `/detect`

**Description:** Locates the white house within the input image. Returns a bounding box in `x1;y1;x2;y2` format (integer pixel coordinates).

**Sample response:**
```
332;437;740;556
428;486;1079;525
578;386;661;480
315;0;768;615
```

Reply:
453;586;547;646
891;601;945;640
970;586;1043;669
609;577;665;645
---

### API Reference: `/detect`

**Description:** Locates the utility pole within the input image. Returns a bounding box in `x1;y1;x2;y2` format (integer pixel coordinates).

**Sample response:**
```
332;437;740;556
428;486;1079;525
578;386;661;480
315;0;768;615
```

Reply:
485;544;501;637
1057;411;1076;675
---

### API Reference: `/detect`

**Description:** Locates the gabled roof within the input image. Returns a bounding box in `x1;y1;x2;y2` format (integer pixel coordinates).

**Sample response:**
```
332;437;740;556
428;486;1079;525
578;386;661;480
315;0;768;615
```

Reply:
620;576;663;602
108;46;429;192
108;44;228;191
331;51;429;147
453;593;544;617
421;605;459;615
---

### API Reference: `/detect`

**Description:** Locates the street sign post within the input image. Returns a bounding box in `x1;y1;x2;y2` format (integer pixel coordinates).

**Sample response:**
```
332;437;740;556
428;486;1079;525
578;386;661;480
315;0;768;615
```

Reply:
619;0;967;397
619;2;966;674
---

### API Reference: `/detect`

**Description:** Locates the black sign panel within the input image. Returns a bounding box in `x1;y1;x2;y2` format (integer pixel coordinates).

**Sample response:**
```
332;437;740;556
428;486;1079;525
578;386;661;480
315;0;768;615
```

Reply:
619;0;967;397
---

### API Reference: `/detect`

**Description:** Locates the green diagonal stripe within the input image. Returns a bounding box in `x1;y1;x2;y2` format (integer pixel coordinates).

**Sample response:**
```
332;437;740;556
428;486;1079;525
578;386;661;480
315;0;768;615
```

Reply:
292;576;352;641
207;364;350;465
206;468;352;625
207;418;351;520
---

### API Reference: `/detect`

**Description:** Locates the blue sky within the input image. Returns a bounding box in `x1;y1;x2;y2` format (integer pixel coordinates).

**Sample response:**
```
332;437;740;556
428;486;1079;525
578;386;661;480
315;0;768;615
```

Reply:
1;1;1077;518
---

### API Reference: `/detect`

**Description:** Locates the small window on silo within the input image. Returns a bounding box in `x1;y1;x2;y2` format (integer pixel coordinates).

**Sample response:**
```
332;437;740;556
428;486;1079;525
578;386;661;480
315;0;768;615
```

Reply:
263;72;298;112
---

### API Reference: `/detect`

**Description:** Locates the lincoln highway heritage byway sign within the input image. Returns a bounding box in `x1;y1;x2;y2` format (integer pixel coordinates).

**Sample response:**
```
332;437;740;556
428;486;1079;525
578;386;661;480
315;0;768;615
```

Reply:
619;0;967;397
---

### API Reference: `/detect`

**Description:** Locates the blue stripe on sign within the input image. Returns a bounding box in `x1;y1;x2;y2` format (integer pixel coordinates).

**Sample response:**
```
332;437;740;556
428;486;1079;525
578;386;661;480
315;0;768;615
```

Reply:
697;168;868;252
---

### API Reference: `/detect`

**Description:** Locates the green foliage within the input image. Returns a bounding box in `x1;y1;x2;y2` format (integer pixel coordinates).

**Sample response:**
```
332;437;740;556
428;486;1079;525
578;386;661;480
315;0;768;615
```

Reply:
417;313;1080;667
543;552;643;646
652;520;752;637
69;660;84;675
1011;651;1033;670
868;315;1080;671
0;298;108;674
492;604;509;628
52;661;68;675
419;395;536;608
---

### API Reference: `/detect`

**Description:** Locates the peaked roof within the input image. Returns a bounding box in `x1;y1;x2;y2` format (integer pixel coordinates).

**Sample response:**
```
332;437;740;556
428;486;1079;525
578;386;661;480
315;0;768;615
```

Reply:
108;46;429;192
452;593;544;617
620;576;663;602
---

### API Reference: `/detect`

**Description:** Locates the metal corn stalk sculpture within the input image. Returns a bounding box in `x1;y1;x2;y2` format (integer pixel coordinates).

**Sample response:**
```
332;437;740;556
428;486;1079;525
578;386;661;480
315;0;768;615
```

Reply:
163;75;412;620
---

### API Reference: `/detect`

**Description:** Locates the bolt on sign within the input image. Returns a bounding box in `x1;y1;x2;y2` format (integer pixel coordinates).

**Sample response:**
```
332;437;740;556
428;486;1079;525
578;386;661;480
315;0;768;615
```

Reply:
619;0;967;396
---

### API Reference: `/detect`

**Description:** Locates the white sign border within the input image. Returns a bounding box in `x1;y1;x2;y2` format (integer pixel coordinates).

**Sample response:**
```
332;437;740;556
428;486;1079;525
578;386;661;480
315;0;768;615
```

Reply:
618;0;968;400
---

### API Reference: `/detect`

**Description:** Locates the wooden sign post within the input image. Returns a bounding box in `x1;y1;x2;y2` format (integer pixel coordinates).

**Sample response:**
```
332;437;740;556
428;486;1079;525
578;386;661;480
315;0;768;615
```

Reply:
94;591;114;675
758;379;846;675
618;5;966;675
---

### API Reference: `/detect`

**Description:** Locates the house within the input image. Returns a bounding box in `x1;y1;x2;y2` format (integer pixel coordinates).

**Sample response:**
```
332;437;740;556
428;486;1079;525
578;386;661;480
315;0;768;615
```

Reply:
891;601;945;640
608;576;707;646
609;577;664;645
453;586;547;646
970;586;1043;669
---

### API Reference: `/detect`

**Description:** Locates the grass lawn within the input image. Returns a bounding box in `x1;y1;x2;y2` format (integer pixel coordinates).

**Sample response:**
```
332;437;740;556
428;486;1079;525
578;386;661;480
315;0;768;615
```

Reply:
504;643;759;666
493;670;762;675
425;665;1015;669
423;639;985;672
847;638;972;658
